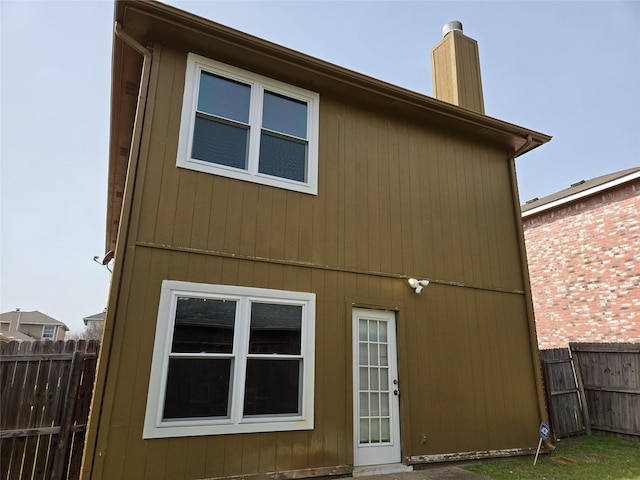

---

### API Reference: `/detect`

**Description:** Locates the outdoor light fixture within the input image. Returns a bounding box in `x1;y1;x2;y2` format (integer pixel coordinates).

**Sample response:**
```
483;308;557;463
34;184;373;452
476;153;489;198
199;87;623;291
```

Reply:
93;251;115;274
408;278;430;294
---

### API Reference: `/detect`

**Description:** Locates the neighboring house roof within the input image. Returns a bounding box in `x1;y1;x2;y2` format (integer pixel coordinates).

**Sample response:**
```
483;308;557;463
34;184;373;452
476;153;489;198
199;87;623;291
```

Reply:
83;310;106;326
522;166;640;217
0;330;36;342
0;310;69;329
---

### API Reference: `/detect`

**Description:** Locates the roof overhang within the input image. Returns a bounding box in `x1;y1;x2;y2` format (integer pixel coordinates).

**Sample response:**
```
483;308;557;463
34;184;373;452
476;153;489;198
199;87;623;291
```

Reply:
107;0;551;249
522;168;640;218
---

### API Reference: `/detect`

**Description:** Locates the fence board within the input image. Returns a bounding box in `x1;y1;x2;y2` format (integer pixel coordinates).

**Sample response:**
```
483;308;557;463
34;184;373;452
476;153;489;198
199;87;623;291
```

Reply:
0;340;100;480
66;342;99;480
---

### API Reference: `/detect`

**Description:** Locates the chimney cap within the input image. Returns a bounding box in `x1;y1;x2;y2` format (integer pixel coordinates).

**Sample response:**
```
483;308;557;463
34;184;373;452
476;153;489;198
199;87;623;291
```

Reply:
442;21;463;37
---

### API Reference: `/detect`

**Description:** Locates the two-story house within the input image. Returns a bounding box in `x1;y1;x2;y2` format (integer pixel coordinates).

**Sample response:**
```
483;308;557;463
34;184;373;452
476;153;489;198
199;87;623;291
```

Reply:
0;309;69;342
82;2;551;479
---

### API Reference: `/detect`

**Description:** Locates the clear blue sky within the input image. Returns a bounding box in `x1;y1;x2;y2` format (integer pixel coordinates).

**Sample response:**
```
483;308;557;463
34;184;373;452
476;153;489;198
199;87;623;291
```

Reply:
2;1;639;333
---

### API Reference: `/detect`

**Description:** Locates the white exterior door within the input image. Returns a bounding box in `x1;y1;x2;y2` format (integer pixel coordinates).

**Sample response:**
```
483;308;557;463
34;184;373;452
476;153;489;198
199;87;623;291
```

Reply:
352;308;401;466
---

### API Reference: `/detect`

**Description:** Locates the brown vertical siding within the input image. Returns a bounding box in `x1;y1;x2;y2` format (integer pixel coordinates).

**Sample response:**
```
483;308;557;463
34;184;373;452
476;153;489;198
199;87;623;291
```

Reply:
91;44;540;478
98;249;357;478
95;251;538;478
133;46;524;291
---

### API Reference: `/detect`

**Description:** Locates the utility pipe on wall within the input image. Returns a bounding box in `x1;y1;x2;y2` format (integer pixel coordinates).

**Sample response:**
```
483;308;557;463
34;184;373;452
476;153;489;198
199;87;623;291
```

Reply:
81;22;154;480
507;134;555;451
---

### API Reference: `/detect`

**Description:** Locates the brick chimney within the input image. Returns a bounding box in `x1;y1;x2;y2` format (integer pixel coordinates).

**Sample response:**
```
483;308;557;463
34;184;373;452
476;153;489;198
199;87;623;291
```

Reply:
9;308;22;331
431;21;485;114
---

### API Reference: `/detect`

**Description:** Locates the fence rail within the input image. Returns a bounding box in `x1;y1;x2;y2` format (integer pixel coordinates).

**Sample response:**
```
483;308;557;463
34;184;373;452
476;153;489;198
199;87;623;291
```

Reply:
540;343;640;441
0;340;99;480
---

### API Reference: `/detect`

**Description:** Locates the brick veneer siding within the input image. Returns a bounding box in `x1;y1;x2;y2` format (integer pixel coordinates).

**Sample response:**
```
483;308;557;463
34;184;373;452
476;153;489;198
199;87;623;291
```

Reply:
523;180;640;349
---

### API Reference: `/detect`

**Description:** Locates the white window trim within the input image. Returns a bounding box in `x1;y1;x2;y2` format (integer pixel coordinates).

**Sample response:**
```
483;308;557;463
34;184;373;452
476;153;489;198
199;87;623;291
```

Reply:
143;281;316;439
177;53;320;195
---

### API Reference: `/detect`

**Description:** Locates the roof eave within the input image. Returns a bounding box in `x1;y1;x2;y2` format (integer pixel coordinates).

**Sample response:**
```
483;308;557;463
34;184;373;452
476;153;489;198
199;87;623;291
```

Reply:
523;168;640;217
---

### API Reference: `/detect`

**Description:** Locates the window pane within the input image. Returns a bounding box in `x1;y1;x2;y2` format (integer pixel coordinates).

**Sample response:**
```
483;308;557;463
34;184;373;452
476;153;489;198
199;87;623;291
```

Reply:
262;91;307;139
369;344;379;366
381;418;391;442
359;392;369;416
371;393;380;416
359;343;368;366
379;344;388;366
360;419;370;444
371;418;380;442
359;319;368;341
198;72;250;123
381;393;389;415
359;367;368;390
172;297;236;353
370;369;379;390
380;367;388;390
258;133;306;182
243;359;300;415
369;321;378;342
379;322;388;342
163;358;231;419
192;116;248;170
249;303;302;354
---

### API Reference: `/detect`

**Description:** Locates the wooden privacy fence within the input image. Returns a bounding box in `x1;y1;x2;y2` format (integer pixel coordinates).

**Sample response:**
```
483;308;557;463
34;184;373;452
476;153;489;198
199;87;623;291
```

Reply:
0;340;100;480
571;343;640;438
540;343;640;441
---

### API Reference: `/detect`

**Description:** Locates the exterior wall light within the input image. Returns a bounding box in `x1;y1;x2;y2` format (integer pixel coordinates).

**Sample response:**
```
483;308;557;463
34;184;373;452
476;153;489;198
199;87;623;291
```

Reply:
408;278;430;294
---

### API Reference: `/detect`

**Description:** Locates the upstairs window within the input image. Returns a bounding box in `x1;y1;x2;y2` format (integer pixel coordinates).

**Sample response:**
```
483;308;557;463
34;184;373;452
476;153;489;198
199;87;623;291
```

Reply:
143;281;316;439
177;54;319;195
42;325;55;340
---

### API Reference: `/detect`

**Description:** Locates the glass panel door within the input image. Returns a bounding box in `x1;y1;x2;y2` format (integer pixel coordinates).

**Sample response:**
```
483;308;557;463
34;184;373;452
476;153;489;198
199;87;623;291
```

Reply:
352;308;401;466
358;318;391;444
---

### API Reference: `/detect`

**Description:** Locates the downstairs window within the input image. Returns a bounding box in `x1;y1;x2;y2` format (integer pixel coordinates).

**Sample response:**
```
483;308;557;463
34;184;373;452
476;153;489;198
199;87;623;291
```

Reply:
143;281;315;439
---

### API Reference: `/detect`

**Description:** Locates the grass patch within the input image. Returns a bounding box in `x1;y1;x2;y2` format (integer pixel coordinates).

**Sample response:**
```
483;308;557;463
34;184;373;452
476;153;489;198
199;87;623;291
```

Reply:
463;435;640;479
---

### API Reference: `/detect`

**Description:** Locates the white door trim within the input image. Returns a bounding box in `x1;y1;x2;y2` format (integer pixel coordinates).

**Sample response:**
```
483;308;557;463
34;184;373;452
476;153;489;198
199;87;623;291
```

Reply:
352;308;401;466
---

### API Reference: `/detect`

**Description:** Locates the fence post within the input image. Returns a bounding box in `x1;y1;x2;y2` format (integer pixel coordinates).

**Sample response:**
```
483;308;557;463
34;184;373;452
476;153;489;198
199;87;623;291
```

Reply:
540;357;558;442
50;349;84;480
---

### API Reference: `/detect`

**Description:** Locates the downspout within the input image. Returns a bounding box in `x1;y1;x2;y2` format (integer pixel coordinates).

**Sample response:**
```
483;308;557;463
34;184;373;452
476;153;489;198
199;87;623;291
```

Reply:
81;22;153;480
508;135;554;450
114;21;151;58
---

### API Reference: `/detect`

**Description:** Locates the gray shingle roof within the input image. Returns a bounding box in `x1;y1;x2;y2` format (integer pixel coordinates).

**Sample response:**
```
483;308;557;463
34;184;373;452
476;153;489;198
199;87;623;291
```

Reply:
0;330;37;342
521;167;640;215
83;310;106;325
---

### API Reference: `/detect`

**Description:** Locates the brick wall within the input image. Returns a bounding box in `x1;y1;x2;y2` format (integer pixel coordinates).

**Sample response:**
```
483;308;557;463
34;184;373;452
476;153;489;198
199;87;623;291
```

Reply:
523;180;640;349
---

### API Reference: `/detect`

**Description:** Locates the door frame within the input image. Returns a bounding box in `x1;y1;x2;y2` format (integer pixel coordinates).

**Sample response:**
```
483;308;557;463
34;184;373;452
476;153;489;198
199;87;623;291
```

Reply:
352;307;402;466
